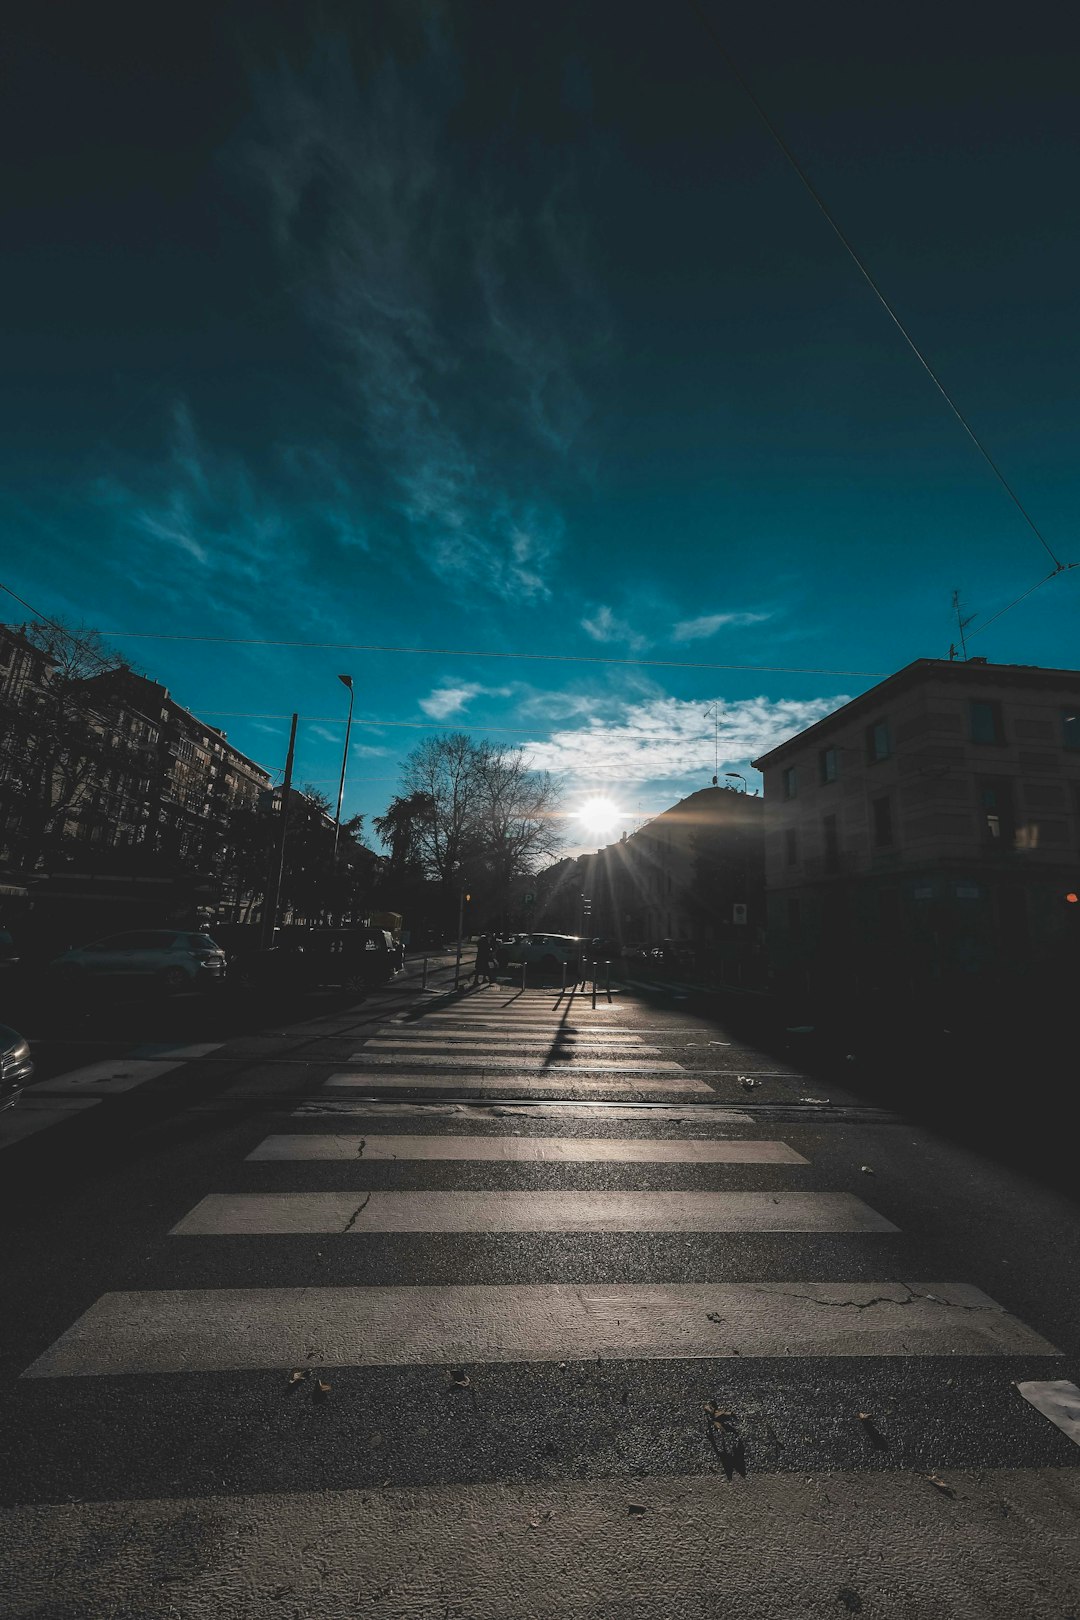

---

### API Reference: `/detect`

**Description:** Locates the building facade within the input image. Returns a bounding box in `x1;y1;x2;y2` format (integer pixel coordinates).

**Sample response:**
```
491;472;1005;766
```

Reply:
751;658;1080;1012
79;670;272;872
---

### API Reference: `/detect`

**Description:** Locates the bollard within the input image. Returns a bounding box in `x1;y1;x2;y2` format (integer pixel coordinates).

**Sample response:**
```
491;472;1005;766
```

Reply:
605;959;612;1003
521;959;527;992
591;958;597;1010
561;959;567;995
422;956;429;991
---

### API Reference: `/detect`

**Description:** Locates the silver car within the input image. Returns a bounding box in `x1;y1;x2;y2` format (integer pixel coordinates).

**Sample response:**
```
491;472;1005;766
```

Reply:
505;933;586;973
50;930;227;995
0;1023;33;1109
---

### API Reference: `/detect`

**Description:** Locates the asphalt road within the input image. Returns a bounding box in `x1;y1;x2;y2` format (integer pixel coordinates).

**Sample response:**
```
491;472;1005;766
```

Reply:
2;954;1078;1618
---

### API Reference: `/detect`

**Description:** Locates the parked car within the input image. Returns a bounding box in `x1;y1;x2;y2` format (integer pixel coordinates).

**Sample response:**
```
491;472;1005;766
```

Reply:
503;933;586;975
49;930;227;995
231;927;400;993
0;1022;34;1109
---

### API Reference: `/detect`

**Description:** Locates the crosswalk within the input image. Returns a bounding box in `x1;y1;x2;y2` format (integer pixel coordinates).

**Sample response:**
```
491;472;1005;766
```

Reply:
6;984;1074;1616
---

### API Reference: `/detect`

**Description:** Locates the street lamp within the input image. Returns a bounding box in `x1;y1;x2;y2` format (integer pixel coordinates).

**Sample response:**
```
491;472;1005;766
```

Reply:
332;674;355;859
725;772;747;793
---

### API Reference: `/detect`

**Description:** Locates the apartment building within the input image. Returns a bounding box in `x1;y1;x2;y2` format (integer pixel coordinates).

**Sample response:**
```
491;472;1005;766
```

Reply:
79;670;271;871
577;784;765;965
751;658;1080;1008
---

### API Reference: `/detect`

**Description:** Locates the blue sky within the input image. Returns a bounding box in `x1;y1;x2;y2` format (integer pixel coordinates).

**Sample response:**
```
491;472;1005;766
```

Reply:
4;1;1079;854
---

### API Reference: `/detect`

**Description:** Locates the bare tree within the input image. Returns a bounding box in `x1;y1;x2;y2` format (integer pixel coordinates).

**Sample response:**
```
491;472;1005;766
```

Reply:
400;733;481;890
390;734;563;920
0;619;130;866
473;741;563;917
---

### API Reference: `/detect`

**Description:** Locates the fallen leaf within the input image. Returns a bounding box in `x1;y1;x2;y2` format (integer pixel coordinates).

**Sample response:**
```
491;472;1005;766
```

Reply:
628;1503;647;1517
287;1369;307;1386
860;1165;875;1175
858;1412;873;1423
528;1509;554;1529
926;1474;955;1497
316;1380;332;1398
450;1370;471;1388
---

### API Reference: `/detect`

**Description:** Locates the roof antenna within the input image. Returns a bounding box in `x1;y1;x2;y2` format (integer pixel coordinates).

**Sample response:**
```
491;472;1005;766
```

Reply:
951;589;975;660
703;701;719;784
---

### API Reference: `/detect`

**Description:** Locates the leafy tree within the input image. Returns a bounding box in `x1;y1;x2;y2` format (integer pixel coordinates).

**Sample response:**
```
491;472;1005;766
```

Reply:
373;791;433;882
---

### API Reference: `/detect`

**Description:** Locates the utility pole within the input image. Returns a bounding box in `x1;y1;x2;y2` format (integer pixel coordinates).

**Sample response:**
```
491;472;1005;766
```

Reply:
454;881;469;989
332;675;354;860
263;712;297;950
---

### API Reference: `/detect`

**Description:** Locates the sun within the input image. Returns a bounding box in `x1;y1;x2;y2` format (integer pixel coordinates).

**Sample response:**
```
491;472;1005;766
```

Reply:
576;796;623;838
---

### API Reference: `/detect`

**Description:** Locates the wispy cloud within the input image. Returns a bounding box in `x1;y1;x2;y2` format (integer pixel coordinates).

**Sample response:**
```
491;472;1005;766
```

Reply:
523;693;847;784
419;681;512;720
581;605;649;652
671;610;773;642
240;34;604;603
92;401;371;641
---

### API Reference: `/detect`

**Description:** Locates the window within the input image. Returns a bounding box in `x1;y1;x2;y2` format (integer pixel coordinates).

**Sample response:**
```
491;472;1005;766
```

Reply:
1064;709;1080;751
979;778;1015;847
785;828;798;865
819;747;838;784
970;700;1004;745
782;766;798;800
822;813;839;872
866;719;892;763
872;794;893;847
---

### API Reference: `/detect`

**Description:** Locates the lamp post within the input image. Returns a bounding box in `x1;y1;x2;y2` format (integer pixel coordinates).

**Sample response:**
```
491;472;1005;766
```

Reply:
725;772;747;793
332;674;354;859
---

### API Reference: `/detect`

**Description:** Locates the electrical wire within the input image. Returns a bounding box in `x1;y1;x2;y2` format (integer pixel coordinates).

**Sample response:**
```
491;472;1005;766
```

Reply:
963;566;1077;650
1;579;883;676
686;0;1070;576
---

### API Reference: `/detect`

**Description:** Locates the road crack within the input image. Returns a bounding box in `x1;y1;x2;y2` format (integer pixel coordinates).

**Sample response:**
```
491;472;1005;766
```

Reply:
774;1285;988;1313
342;1192;373;1232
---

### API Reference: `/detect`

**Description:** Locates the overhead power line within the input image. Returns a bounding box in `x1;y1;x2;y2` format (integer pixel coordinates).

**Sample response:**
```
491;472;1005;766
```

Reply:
686;0;1071;576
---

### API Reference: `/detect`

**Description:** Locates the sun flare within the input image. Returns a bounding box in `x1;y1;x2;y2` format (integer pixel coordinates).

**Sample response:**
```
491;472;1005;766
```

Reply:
576;795;623;838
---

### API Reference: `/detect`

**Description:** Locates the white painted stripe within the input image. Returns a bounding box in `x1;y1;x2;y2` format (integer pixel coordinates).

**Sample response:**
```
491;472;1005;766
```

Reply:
0;1097;101;1148
391;1023;633;1035
325;1072;715;1095
6;1470;1078;1615
1015;1381;1080;1447
362;1044;662;1059
346;1054;686;1071
170;1190;893;1236
22;1043;223;1098
130;1042;223;1060
23;1280;1053;1379
296;1101;755;1124
247;1134;809;1163
363;1038;657;1051
405;1024;726;1035
24;1059;194;1097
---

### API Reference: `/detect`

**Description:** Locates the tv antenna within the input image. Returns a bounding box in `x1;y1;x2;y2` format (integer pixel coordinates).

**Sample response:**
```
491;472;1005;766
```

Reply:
949;589;976;661
703;702;719;783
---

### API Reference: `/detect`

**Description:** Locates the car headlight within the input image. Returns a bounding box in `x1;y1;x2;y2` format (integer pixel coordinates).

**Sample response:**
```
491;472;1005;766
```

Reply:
2;1038;30;1070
